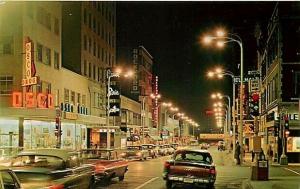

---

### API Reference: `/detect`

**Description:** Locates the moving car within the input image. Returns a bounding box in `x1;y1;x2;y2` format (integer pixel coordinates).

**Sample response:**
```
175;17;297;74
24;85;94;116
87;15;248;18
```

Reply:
10;148;95;189
120;145;150;161
157;145;168;156
142;144;158;158
82;149;129;182
163;149;216;189
164;144;175;155
170;143;179;150
0;166;22;189
189;140;199;146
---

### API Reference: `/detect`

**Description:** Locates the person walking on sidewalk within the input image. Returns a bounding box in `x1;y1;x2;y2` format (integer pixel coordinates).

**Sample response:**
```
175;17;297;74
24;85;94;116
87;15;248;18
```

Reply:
235;141;241;165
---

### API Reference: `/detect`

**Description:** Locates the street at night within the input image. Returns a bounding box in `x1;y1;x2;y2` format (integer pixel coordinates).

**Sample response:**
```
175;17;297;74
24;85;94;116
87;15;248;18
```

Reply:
1;1;300;189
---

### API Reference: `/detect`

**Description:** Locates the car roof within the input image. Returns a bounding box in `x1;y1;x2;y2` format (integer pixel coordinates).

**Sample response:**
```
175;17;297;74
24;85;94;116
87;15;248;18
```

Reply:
175;148;211;154
18;148;75;161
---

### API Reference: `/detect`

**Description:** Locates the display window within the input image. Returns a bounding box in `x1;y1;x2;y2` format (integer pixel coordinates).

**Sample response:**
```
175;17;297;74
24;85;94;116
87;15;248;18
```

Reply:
287;137;300;152
0;119;19;147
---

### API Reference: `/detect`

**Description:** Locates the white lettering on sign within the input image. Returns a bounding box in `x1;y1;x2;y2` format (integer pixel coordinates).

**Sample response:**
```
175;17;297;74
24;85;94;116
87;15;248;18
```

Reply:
109;105;120;114
22;76;38;86
25;42;32;79
108;87;119;96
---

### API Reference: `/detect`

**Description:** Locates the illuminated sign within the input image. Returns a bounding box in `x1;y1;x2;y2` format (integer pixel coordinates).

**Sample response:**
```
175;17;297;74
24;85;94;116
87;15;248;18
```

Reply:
22;38;38;87
12;92;54;108
131;49;139;94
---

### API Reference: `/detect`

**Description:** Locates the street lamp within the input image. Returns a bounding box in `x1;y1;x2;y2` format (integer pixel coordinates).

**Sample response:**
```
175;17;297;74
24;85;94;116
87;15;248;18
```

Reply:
211;93;231;134
106;68;133;149
203;29;244;163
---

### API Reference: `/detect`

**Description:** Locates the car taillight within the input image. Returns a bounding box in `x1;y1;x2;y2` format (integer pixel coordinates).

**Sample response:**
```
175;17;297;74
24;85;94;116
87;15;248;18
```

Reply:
164;162;171;170
49;184;64;189
209;167;216;175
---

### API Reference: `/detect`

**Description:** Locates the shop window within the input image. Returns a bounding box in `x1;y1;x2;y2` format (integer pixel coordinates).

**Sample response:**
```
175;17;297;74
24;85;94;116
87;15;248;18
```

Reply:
71;91;75;105
37;43;43;62
54;17;59;35
88;37;91;53
0;36;14;55
0;75;13;95
93;41;96;56
64;89;69;103
54;51;59;69
88;62;91;78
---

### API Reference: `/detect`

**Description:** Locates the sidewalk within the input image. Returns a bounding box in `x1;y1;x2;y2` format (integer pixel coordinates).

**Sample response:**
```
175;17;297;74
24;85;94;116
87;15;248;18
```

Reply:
242;176;300;189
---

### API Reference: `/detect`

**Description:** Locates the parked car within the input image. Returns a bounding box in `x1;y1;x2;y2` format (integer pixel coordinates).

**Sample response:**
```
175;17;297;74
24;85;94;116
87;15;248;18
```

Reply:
142;144;157;158
0;166;22;189
10;148;95;189
217;141;225;151
120;146;150;161
200;143;210;150
81;149;128;183
163;149;216;189
170;143;179;150
189;140;199;146
164;144;175;155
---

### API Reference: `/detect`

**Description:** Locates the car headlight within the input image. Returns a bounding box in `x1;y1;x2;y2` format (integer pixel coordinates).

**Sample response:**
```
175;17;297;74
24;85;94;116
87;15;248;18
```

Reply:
120;153;126;157
136;152;142;156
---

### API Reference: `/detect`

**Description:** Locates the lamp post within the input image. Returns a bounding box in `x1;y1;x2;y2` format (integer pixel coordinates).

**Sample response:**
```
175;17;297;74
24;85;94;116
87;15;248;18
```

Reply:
106;68;132;149
208;68;237;152
204;30;244;163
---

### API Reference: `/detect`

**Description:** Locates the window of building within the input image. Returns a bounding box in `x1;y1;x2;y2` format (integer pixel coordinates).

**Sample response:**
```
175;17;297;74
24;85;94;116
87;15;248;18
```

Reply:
71;91;75;104
93;17;96;32
83;60;87;76
89;62;91;78
84;35;87;51
0;76;13;95
36;80;42;93
88;13;92;28
93;64;96;80
0;36;13;55
54;18;59;35
54;51;59;69
112;35;115;48
97;22;100;36
96;45;100;59
101;48;104;62
77;93;81;104
93;41;96;56
82;94;86;106
37;43;43;62
64;89;70;103
36;8;51;30
88;37;91;53
83;8;87;24
44;47;51;65
98;67;100;82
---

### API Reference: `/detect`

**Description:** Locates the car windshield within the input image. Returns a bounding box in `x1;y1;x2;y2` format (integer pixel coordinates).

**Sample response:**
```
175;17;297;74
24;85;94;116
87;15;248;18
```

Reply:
11;155;64;169
81;150;111;160
127;146;141;150
174;151;212;164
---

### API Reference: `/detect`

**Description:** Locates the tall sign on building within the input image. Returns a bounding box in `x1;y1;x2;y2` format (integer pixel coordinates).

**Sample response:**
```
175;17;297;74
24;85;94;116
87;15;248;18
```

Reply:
152;76;159;128
131;48;139;94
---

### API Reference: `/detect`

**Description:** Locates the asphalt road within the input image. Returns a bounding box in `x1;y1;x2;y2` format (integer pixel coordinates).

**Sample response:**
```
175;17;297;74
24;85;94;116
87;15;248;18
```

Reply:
95;146;300;189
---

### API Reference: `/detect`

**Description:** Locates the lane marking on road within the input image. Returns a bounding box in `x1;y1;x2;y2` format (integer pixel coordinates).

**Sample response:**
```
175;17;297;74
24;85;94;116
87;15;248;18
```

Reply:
284;167;300;175
134;177;159;189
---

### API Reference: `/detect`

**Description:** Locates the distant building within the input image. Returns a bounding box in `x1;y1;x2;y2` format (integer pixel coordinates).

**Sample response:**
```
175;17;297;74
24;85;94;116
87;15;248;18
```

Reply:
256;2;300;163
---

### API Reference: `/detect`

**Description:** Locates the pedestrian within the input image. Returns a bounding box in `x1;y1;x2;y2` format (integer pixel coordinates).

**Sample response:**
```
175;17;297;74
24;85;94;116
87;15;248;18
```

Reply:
230;142;233;153
251;150;255;162
234;141;241;165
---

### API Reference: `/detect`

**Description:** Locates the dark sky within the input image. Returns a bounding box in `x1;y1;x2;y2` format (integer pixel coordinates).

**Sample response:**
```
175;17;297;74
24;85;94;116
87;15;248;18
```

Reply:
116;1;276;131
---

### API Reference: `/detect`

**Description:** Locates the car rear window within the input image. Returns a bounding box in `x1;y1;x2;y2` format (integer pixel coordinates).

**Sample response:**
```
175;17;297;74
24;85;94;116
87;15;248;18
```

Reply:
174;151;212;164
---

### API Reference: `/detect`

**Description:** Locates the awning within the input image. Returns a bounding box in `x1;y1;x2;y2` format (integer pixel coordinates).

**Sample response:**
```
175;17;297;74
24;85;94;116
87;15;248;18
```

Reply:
149;135;162;141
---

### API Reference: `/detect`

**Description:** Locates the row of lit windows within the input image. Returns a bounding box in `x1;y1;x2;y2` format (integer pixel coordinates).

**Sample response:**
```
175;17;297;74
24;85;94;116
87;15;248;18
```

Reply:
36;42;60;69
85;2;115;27
64;88;86;106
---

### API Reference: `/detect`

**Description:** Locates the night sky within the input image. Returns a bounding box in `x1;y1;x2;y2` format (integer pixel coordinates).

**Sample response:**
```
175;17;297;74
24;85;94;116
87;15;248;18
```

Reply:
117;1;276;131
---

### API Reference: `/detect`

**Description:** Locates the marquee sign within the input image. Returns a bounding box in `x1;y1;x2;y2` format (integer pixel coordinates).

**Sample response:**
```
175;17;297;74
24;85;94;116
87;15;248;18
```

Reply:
22;38;39;87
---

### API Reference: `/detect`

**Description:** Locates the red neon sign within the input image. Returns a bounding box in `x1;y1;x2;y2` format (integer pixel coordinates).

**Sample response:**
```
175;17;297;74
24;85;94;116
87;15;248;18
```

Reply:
12;92;54;108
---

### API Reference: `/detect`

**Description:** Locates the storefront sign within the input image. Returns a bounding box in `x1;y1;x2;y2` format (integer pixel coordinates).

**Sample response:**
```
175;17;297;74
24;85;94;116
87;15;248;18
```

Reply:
12;92;54;108
64;112;78;120
22;39;38;87
131;48;139;94
109;103;120;116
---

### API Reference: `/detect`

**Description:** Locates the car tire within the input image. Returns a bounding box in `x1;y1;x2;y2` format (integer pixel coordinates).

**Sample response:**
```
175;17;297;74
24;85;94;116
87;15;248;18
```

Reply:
166;180;172;189
88;178;95;189
207;183;215;189
119;175;125;181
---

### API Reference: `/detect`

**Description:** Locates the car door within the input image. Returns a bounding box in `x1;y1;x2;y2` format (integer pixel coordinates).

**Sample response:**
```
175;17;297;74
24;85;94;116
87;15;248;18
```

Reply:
0;170;21;189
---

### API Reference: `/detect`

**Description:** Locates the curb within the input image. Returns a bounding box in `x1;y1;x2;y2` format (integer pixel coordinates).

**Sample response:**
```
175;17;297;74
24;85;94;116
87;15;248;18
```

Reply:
241;179;253;189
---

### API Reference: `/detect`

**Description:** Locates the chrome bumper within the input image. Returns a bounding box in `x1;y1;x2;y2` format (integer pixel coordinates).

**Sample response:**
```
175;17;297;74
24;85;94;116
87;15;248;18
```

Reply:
163;174;215;184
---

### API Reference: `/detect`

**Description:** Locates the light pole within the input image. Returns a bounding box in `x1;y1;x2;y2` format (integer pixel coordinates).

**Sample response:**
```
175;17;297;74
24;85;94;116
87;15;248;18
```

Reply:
106;68;132;149
204;30;244;163
208;68;237;152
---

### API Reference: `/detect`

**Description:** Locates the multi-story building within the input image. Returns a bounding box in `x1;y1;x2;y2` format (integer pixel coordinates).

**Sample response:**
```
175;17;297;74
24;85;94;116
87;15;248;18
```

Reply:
257;2;300;163
61;2;117;148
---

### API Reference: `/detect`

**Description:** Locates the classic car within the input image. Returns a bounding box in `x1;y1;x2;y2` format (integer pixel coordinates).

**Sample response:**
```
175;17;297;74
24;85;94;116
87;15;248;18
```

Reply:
141;144;157;158
217;141;225;151
0;166;22;189
157;145;168;156
200;143;210;150
170;143;179;150
120;146;150;161
10;148;95;189
163;149;216;189
81;149;128;182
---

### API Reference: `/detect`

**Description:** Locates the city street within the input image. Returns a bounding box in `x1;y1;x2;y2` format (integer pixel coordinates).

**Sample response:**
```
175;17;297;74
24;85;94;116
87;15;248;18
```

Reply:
96;146;300;189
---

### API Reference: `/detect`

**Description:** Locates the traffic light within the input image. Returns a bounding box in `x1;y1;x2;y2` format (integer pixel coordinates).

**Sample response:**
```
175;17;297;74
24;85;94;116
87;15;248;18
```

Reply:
249;92;259;116
284;116;289;130
274;121;279;137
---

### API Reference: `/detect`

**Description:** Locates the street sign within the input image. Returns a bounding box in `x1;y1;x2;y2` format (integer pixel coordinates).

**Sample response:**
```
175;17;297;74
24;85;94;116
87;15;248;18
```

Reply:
234;77;249;83
248;70;260;75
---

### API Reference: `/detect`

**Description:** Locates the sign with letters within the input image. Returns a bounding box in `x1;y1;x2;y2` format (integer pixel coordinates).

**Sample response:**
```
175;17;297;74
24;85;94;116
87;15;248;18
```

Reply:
12;92;54;108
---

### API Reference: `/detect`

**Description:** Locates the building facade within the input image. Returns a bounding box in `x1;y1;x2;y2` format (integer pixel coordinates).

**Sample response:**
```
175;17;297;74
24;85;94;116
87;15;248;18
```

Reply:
257;3;300;163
